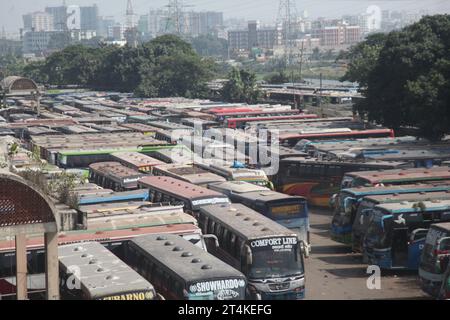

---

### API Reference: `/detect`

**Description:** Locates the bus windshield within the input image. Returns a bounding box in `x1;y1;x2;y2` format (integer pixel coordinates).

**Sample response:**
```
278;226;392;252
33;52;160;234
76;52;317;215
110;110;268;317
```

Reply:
421;228;450;274
365;214;392;249
268;202;306;220
249;237;304;279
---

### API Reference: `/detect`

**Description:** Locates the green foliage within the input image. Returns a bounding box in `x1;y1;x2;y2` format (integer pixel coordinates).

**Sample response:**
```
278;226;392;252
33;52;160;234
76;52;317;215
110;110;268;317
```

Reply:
19;35;214;98
189;35;228;58
221;68;262;104
344;15;450;141
264;71;290;84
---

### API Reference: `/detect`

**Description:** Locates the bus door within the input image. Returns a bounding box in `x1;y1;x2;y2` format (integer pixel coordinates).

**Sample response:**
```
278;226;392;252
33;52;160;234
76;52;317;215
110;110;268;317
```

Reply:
407;229;428;270
392;227;409;268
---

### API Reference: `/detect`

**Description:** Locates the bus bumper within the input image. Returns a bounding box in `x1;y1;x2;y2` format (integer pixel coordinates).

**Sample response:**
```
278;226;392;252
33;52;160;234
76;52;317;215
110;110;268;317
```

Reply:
364;248;392;269
418;268;444;298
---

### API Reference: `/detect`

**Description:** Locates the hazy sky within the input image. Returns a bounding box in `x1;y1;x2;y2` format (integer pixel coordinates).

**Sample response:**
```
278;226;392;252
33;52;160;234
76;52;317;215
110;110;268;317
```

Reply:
1;0;450;33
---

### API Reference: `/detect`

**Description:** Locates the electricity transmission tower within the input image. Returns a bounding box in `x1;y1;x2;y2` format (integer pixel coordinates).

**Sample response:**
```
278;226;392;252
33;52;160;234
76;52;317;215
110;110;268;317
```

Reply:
125;0;138;47
165;0;192;35
277;0;302;108
276;0;299;67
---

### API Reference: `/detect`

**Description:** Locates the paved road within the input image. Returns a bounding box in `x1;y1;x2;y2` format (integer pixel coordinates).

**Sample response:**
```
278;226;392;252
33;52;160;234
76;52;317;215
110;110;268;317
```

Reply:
304;207;429;300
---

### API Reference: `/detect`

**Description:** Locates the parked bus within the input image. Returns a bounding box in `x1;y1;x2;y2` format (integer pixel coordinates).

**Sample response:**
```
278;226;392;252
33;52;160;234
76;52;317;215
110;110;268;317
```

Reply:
152;163;226;187
208;181;309;253
150;148;196;165
124;234;247;300
213;109;300;121
89;162;147;191
226;114;318;129
78;189;150;205
138;176;230;213
331;183;450;244
274;157;411;207
363;200;450;270
0;223;203;298
198;203;305;300
279;128;395;147
57;144;183;168
352;191;450;252
419;223;450;299
59;242;158;300
195;160;273;189
111;152;165;173
341;166;450;189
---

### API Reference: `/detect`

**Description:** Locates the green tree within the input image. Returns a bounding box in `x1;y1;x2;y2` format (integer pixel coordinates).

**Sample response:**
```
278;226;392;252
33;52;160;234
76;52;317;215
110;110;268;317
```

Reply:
340;33;387;87
264;71;290;84
190;34;228;58
221;68;261;103
357;15;450;140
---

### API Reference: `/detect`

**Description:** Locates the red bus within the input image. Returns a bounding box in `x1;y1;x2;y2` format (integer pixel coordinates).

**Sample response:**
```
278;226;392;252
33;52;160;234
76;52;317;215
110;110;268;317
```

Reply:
226;114;319;129
279;128;395;147
207;107;261;114
214;109;300;120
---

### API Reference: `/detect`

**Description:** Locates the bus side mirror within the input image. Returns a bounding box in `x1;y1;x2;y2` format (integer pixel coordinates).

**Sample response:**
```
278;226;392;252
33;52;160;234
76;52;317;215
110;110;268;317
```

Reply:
437;237;450;254
202;234;219;248
245;245;253;265
381;215;393;231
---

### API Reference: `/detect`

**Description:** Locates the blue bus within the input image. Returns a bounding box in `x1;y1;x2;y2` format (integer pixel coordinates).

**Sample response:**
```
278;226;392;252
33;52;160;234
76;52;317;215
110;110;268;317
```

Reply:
363;200;450;270
78;189;149;205
208;181;310;256
330;183;450;244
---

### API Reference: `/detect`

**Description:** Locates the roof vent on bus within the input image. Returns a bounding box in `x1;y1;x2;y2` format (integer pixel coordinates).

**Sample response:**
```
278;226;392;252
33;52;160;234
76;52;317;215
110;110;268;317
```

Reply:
73;246;84;252
244;217;251;221
419;192;426;195
431;200;441;203
156;236;168;241
261;228;270;232
96;268;105;273
191;258;202;263
164;241;174;246
173;246;183;252
235;213;243;217
253;222;262;226
182;252;193;257
201;265;212;270
105;275;119;281
88;258;98;264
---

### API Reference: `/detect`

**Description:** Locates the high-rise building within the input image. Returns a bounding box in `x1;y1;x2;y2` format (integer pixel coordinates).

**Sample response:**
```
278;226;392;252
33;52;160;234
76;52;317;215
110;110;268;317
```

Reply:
80;5;99;32
23;12;54;32
228;21;280;53
312;23;361;47
45;5;68;30
97;16;115;38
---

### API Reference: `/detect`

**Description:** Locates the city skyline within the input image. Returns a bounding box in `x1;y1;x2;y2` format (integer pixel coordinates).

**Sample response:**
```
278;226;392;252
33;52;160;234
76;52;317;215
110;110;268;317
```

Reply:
1;0;450;33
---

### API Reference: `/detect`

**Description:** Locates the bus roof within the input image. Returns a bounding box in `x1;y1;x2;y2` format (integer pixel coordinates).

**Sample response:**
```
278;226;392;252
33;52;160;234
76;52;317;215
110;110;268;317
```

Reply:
430;222;450;232
78;201;151;214
78;189;149;205
199;203;297;240
345;166;450;184
86;204;197;230
139;176;228;200
362;191;450;205
281;156;409;168
374;199;450;214
111;152;165;168
154;164;226;185
208;181;269;194
58;242;155;300
279;128;394;141
89;162;146;179
130;233;245;282
341;182;450;197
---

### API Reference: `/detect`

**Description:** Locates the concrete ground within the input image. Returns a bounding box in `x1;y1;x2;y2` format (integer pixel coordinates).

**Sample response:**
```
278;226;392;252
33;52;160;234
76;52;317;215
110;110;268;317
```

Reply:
304;207;430;300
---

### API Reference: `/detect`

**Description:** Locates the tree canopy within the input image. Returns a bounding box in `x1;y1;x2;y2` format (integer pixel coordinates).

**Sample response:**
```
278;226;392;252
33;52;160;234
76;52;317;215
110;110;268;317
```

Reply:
221;68;261;104
342;15;450;140
20;35;214;98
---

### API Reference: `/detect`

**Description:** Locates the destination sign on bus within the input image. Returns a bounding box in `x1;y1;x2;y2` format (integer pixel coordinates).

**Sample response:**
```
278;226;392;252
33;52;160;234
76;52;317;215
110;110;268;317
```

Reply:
100;290;155;300
191;198;229;207
188;279;246;300
270;205;301;216
251;237;298;252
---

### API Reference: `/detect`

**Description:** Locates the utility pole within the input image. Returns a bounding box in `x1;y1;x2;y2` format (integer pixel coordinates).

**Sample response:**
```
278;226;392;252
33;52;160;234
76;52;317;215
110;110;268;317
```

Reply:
318;72;324;118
